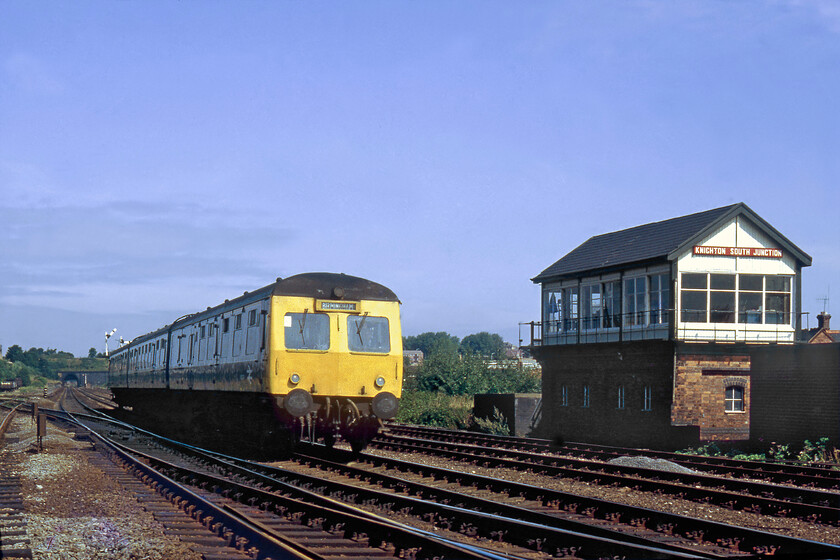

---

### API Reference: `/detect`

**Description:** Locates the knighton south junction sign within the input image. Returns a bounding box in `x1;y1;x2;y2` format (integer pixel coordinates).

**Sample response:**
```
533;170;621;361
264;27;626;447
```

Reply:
693;246;783;258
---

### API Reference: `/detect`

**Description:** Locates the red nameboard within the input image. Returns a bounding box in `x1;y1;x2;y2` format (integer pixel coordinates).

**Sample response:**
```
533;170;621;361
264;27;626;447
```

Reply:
693;246;783;258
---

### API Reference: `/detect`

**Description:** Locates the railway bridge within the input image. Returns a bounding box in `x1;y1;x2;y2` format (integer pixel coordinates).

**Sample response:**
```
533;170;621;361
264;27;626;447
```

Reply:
59;371;108;387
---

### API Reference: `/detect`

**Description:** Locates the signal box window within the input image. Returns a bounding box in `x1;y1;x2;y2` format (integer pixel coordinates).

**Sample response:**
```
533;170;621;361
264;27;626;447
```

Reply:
739;275;763;324
642;385;652;411
347;316;390;353
710;274;736;323
285;313;329;350
725;386;745;412
681;273;708;322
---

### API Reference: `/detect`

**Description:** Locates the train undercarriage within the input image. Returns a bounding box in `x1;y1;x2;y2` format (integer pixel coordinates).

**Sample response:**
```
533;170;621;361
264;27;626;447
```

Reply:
110;388;390;458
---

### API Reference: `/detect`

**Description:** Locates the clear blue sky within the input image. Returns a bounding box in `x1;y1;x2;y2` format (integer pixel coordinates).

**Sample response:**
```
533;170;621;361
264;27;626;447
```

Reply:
1;2;838;356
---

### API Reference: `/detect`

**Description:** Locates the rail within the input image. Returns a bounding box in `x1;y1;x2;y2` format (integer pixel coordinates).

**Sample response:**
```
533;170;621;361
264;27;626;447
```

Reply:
0;402;24;438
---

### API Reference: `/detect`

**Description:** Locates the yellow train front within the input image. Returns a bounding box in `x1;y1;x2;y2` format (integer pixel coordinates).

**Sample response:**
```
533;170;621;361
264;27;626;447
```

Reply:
270;273;403;450
108;273;402;454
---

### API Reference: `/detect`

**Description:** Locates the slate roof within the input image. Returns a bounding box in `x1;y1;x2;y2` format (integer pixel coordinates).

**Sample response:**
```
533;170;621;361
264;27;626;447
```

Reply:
532;203;811;283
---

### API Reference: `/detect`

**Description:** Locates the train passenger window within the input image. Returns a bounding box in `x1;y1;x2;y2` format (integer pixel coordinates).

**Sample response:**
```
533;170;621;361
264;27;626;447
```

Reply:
285;313;329;350
223;318;230;333
249;309;257;326
235;313;243;330
200;325;206;338
347;316;390;353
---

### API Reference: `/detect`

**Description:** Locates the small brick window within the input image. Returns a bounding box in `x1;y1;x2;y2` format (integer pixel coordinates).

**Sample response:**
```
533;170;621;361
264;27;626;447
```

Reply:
617;385;625;409
725;385;745;412
642;385;652;411
561;385;568;406
582;384;590;408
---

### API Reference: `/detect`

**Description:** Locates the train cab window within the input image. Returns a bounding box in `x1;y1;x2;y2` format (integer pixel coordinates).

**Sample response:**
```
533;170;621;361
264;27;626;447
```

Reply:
347;316;390;353
285;312;329;350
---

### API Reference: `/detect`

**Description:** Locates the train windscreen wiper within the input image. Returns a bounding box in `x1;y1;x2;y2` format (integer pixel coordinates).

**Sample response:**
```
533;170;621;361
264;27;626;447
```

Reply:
355;313;369;346
298;309;308;346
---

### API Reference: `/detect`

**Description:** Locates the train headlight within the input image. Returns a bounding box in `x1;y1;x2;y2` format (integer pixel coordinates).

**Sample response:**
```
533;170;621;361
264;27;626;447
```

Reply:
289;373;301;385
374;376;386;388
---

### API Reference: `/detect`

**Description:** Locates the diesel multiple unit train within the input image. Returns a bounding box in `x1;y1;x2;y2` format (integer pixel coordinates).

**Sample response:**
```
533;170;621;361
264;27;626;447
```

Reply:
108;273;403;453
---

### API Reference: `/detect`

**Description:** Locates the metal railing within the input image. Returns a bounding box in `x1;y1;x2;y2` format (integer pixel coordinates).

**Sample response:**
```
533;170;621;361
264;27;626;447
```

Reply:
520;308;798;347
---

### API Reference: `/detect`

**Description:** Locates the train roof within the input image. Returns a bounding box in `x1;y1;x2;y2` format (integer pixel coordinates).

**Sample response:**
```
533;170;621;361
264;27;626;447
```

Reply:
272;272;399;302
110;272;399;354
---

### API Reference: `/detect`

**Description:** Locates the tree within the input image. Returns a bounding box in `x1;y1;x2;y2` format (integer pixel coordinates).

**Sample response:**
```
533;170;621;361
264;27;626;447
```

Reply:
403;332;460;358
460;332;506;358
88;347;98;359
4;345;24;363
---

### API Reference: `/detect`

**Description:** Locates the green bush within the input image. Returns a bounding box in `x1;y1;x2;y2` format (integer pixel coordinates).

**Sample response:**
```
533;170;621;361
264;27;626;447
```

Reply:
396;391;472;429
798;438;833;463
407;354;540;396
472;406;510;436
678;437;838;466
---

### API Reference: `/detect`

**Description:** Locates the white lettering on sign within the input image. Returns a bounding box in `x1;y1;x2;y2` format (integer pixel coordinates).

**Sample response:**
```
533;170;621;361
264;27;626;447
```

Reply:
315;300;360;312
693;246;783;258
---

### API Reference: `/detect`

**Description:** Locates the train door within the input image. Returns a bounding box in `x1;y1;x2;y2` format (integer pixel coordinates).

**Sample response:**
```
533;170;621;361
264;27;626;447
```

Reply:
187;333;195;390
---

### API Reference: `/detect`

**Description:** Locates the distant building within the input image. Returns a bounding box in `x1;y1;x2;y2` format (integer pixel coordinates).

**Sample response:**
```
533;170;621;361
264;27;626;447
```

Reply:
527;203;812;448
807;312;839;344
403;350;424;365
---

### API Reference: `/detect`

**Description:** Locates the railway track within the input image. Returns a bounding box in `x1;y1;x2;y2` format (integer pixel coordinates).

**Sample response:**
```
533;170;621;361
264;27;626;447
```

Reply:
72;386;118;410
259;446;840;558
54;389;717;559
51;390;529;559
0;404;32;560
8;392;838;558
385;424;840;489
371;427;840;528
60;391;840;558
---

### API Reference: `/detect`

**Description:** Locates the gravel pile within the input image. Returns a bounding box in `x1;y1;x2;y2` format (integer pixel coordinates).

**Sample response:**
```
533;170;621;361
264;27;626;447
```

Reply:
1;413;203;560
607;455;697;473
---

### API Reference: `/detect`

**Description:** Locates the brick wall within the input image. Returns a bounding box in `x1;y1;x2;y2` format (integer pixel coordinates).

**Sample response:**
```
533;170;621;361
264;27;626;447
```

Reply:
750;343;840;446
533;340;698;449
673;345;751;441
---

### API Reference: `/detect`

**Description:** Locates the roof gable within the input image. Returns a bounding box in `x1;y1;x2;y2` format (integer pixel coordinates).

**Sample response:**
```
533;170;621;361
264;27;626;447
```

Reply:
532;203;811;283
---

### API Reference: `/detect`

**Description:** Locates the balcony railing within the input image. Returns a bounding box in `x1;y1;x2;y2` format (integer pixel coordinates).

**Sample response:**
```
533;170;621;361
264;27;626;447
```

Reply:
520;309;797;347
